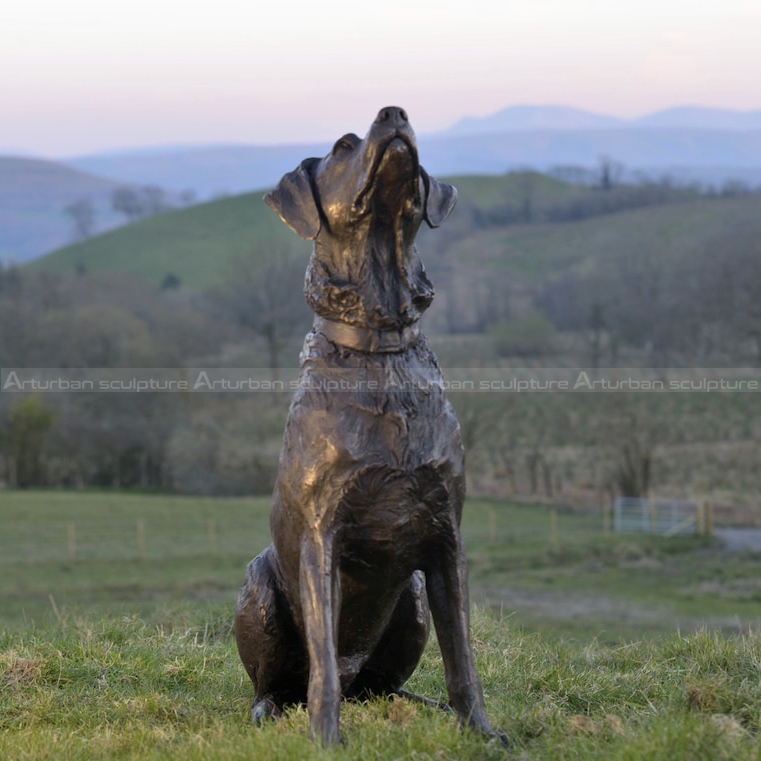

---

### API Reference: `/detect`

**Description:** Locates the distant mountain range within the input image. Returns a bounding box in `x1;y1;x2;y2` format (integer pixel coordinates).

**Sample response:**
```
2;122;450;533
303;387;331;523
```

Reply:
3;105;761;264
63;105;761;197
65;142;332;199
445;105;761;134
446;105;623;133
623;106;761;131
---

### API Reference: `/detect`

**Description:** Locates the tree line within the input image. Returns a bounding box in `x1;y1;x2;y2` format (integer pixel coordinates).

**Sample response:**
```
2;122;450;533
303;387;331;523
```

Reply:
5;169;761;502
0;253;308;493
63;185;199;242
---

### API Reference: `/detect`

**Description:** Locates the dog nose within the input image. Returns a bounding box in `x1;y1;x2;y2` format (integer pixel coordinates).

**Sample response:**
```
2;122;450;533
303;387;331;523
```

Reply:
375;107;409;127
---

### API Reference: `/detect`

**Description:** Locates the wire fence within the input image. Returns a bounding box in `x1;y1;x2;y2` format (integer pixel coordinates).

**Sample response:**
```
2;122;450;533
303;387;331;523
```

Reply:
613;497;713;536
0;517;264;564
0;505;598;565
1;499;713;567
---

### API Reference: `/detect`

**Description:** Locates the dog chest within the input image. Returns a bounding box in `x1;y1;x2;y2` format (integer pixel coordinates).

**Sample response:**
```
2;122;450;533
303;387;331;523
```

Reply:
333;463;461;577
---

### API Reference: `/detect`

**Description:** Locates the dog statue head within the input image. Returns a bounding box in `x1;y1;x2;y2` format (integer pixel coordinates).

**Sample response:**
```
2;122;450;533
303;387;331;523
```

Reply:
265;106;456;241
264;107;457;331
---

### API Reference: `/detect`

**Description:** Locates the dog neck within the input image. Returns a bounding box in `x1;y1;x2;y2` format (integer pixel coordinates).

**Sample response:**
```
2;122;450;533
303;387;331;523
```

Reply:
304;213;434;332
312;316;421;353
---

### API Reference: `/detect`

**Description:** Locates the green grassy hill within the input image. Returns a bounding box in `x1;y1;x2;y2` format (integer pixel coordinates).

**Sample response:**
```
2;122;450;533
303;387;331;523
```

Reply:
444;171;582;207
23;172;608;288
29;171;755;295
448;192;761;282
26;190;308;289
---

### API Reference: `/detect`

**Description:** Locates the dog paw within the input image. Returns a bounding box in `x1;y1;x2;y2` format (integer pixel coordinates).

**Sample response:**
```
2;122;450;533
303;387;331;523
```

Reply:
251;697;281;724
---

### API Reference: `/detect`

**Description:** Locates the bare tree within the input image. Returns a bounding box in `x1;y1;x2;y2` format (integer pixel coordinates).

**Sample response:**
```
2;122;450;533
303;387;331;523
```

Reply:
112;186;145;221
63;198;96;240
111;185;173;222
598;155;624;191
222;245;311;379
513;169;538;223
593;398;662;498
142;185;171;215
728;234;761;364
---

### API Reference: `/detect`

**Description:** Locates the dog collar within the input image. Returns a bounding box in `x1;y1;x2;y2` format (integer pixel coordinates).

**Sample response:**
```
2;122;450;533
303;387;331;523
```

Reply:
313;316;420;354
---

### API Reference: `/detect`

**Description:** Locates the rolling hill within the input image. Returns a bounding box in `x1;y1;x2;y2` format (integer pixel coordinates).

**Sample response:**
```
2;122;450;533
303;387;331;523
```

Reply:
444;191;761;282
31;173;583;288
29;171;593;288
0;156;121;264
6;105;761;269
28;171;761;304
24;189;309;288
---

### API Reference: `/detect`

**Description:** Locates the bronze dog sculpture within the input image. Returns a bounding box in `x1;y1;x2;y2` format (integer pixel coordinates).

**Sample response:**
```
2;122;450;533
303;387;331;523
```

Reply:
235;106;504;746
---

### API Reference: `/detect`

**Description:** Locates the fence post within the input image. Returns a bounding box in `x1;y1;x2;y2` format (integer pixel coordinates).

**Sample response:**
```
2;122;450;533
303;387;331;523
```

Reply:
136;519;146;560
648;498;657;534
67;523;76;561
207;518;218;556
696;501;705;536
705;501;714;537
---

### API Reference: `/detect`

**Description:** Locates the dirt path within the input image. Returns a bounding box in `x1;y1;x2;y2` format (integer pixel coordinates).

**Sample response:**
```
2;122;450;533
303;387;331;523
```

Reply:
472;530;761;634
471;586;671;625
472;584;761;635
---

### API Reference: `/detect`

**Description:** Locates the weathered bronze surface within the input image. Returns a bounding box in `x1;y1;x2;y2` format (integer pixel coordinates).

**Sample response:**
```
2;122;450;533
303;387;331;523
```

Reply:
234;107;505;746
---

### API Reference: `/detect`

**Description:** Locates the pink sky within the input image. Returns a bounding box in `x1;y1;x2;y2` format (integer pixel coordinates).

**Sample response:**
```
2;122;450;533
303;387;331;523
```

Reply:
2;0;760;157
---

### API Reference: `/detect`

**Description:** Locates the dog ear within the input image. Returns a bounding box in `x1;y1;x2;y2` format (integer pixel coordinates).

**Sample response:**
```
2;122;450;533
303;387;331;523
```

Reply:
421;168;457;228
264;158;321;240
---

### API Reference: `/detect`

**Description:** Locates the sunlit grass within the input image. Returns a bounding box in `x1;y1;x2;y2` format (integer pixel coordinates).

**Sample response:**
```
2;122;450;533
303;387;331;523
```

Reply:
2;608;761;760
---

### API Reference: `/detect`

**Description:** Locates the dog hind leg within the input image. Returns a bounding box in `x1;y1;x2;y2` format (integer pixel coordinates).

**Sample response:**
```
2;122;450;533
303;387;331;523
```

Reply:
234;546;308;722
346;570;430;699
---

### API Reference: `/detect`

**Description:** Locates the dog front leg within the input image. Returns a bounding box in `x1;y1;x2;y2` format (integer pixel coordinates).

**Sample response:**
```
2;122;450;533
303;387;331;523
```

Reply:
299;531;343;746
426;540;500;741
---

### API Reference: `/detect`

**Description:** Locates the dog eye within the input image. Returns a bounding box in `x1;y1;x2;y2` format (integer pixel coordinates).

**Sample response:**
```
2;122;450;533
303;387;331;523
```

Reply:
332;135;358;154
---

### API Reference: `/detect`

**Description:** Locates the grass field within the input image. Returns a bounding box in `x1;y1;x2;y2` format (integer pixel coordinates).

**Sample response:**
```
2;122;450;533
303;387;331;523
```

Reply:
3;491;761;759
4;608;761;760
3;491;761;637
